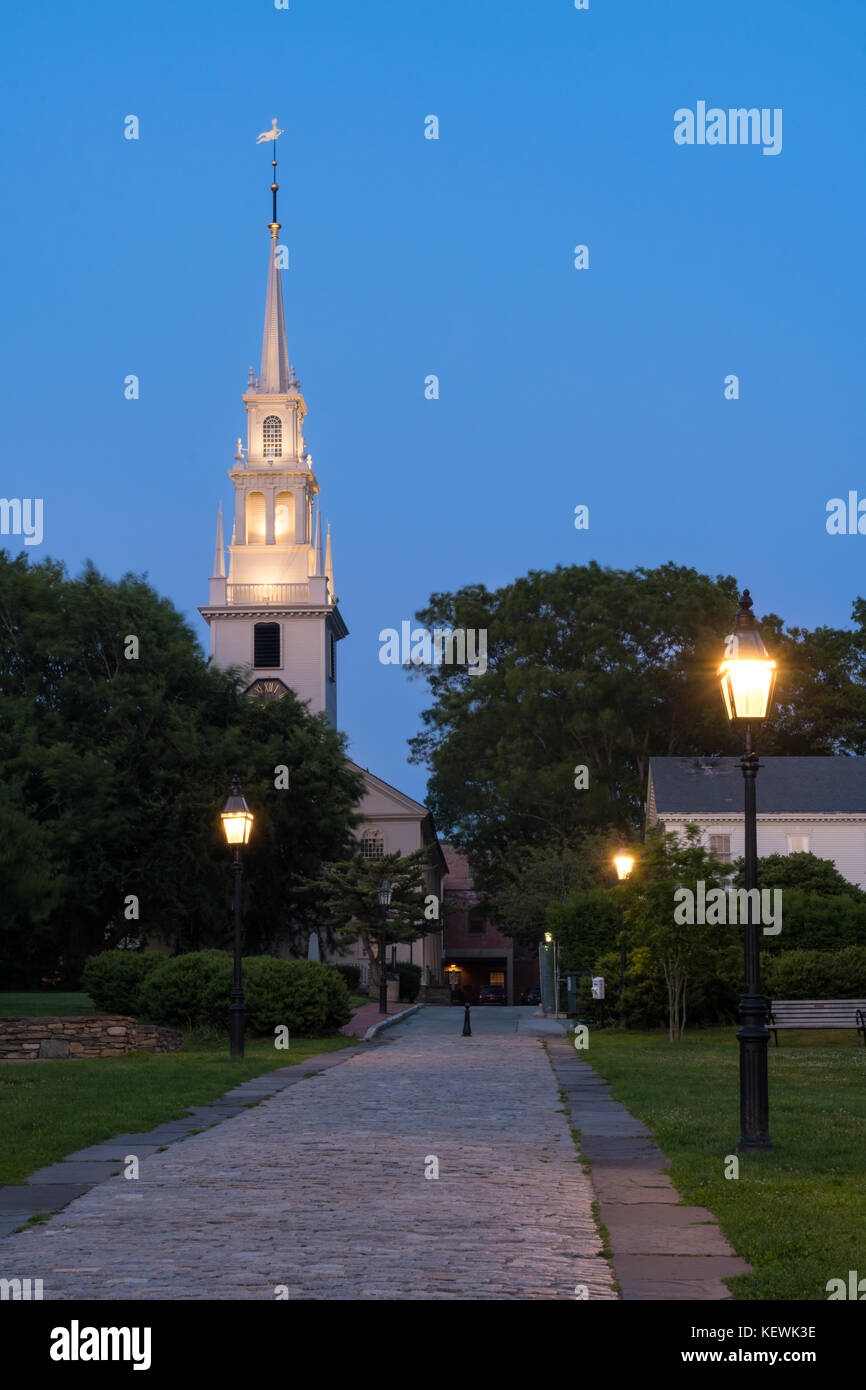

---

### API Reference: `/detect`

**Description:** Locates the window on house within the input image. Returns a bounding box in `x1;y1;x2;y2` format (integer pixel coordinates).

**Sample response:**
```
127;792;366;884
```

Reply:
488;971;505;986
360;828;384;859
787;835;810;854
467;913;485;937
263;415;282;459
708;834;732;864
253;622;280;668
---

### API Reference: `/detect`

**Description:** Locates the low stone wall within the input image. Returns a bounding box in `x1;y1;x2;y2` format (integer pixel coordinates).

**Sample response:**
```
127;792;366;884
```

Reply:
133;1023;183;1053
0;1016;182;1060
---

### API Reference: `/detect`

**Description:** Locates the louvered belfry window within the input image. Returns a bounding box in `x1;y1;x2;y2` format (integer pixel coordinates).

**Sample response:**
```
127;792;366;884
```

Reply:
254;622;280;668
263;415;282;459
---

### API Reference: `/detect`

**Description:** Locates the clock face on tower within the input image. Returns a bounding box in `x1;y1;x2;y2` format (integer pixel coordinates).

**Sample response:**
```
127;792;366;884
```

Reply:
244;677;290;702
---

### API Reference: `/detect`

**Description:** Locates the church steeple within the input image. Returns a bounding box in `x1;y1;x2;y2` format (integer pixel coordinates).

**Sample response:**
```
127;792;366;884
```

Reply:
199;121;347;727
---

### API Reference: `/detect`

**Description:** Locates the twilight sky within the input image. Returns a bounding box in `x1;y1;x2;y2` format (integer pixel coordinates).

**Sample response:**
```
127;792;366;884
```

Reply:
2;0;865;802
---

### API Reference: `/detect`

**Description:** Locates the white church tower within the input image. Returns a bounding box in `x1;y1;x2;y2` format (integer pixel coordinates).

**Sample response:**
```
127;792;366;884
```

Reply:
199;138;346;724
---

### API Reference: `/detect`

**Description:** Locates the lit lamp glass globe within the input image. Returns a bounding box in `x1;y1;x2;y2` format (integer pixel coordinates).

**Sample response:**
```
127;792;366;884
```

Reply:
613;854;634;882
220;776;254;846
719;590;776;722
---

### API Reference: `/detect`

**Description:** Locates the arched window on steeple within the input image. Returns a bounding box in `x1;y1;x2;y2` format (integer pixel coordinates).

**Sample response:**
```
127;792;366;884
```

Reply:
275;491;294;542
246;491;265;544
263;415;282;459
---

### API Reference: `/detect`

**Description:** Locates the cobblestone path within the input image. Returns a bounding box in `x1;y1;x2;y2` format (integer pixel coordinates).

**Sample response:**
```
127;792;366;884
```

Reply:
0;1011;616;1300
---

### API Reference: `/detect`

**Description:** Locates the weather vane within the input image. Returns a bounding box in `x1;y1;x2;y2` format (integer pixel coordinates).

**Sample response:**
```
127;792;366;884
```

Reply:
256;118;284;238
256;117;284;145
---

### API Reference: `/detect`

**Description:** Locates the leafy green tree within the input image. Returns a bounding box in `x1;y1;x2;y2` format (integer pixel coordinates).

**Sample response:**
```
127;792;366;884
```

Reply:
628;826;734;1041
547;886;621;973
407;562;866;894
735;851;866;901
0;552;363;983
299;848;445;992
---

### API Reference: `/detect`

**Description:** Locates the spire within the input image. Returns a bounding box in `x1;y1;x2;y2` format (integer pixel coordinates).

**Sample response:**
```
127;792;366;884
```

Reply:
260;237;291;393
258;121;291;393
212;501;225;579
325;522;335;602
314;505;324;577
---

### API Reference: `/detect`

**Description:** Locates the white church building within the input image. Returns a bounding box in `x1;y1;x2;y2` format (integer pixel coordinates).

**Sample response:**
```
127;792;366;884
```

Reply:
199;150;446;992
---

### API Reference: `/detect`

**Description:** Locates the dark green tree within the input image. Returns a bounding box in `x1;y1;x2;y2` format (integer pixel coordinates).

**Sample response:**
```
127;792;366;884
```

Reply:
0;552;363;983
299;848;446;992
408;562;866;895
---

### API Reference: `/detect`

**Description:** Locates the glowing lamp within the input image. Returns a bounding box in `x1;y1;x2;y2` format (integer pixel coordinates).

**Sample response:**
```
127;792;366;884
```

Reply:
614;854;634;882
221;776;254;846
719;590;776;723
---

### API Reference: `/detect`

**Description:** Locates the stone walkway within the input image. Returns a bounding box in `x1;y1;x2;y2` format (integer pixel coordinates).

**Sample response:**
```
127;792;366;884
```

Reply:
0;1008;615;1300
546;1036;751;1300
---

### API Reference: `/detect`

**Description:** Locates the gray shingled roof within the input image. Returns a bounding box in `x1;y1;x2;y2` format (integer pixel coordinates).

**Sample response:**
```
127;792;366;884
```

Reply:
650;757;866;815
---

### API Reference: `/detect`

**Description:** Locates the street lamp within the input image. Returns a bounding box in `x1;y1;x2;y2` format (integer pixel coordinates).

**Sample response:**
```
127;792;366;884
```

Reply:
720;589;776;1150
377;878;392;1015
220;775;254;1059
540;932;556;1013
613;852;634;1028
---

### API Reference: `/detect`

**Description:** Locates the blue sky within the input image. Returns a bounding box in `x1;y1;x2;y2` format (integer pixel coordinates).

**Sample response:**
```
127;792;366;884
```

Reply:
2;0;865;802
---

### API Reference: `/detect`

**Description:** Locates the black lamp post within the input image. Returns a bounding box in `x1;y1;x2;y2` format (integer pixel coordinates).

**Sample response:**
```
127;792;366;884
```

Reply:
719;590;777;1150
613;853;634;1028
377;878;392;1015
220;775;254;1059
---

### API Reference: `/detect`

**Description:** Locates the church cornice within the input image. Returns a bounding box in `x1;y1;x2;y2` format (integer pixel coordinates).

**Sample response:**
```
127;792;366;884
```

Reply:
199;603;348;637
229;468;318;490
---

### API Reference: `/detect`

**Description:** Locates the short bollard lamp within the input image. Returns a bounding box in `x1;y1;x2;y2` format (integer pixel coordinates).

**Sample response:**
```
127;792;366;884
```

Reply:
720;589;776;1150
462;1001;472;1036
613;852;634;1028
220;776;254;1059
377;878;392;1015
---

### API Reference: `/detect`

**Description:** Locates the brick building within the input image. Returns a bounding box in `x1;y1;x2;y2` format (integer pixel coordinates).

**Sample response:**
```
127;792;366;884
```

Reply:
441;845;538;1004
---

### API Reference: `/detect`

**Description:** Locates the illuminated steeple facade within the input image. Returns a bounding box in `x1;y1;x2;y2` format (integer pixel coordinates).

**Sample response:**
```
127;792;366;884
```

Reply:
199;139;346;724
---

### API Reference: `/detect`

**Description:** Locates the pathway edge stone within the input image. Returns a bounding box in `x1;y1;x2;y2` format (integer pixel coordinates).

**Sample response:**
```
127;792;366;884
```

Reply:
362;1003;423;1040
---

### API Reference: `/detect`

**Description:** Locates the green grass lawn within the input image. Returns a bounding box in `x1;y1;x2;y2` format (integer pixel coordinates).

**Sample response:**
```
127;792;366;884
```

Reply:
581;1027;866;1300
0;1031;354;1186
0;992;96;1018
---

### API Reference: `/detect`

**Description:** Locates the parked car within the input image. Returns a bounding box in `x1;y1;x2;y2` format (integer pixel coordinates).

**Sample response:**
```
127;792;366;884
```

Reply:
520;986;541;1006
478;984;506;1005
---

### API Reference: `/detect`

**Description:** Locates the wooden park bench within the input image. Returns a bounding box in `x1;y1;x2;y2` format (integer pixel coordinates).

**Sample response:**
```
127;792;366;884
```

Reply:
767;999;866;1046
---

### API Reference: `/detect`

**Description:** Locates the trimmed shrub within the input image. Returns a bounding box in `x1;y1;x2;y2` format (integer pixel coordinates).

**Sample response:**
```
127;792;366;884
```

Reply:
334;963;362;993
81;950;164;1015
394;962;422;1002
200;957;352;1036
141;952;352;1036
764;947;866;1001
138;950;233;1029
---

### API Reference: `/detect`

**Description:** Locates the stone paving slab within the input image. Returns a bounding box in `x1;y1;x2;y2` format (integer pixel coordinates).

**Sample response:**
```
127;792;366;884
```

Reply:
62;1143;166;1162
603;1205;737;1256
614;1254;753;1300
26;1162;124;1185
590;1169;681;1204
0;1015;616;1300
0;1183;93;1212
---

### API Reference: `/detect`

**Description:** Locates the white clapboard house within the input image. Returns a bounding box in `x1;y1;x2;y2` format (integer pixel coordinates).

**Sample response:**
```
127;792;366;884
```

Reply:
646;757;866;891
